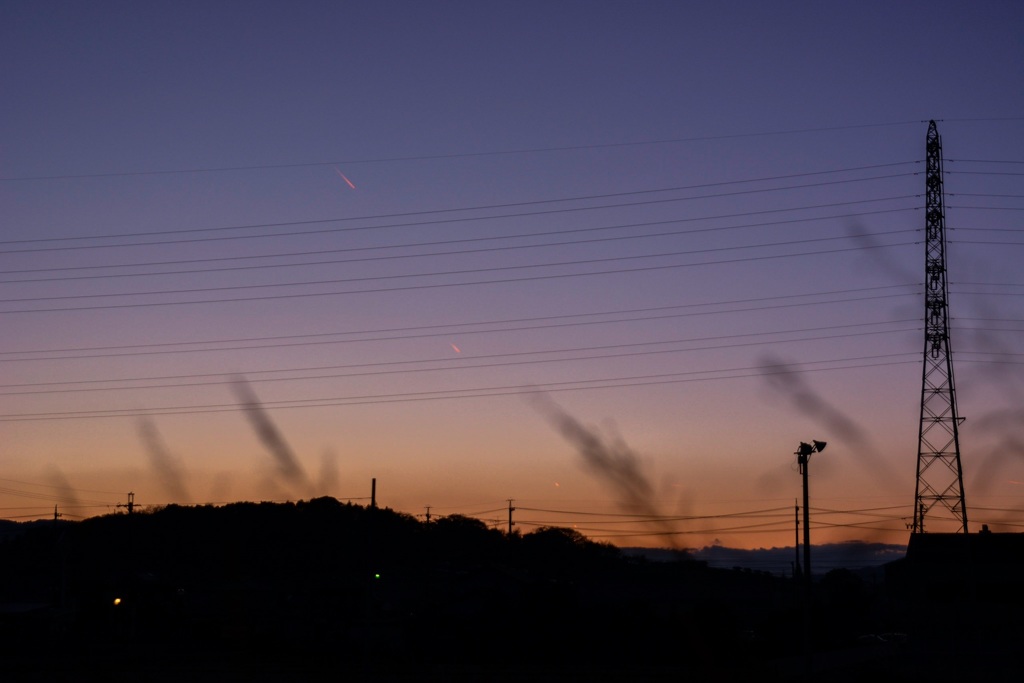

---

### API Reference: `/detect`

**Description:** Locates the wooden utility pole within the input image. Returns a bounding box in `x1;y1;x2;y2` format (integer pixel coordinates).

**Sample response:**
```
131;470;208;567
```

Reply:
794;499;800;580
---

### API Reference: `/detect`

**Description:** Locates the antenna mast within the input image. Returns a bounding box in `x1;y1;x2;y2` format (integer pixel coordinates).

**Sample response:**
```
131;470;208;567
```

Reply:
913;120;968;534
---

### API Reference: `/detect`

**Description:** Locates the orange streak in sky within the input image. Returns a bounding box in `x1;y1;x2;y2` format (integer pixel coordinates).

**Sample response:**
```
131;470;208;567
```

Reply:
450;343;461;354
334;166;356;189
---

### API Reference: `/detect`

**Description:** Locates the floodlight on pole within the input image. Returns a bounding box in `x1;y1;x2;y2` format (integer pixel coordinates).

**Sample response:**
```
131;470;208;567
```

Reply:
795;440;826;583
794;439;826;674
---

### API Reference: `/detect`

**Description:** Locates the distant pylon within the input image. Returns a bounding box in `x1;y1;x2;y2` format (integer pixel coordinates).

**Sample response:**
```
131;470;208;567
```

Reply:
912;120;968;534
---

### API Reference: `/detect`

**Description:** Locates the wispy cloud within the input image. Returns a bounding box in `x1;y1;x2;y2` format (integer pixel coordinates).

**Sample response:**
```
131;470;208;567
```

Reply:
757;354;902;487
44;468;83;513
137;417;191;504
230;376;314;497
529;392;682;547
759;354;870;447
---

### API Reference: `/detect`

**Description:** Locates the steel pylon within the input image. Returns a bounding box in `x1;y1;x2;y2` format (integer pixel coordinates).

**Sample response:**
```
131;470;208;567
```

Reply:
912;120;968;534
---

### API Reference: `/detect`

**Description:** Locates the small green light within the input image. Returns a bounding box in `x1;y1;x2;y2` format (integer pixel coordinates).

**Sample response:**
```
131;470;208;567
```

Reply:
374;573;381;579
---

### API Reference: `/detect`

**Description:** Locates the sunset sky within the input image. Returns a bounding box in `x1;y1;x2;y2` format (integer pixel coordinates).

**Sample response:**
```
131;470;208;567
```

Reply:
2;1;1022;549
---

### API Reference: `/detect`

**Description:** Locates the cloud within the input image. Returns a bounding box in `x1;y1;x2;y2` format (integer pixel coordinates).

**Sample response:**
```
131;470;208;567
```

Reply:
759;355;870;447
44;468;83;513
317;448;341;498
230;376;314;498
529;392;682;548
137;417;191;504
967;408;1024;498
845;217;919;286
757;353;902;487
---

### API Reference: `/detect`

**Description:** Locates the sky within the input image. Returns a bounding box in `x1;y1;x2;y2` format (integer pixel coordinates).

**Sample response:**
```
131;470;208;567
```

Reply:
1;1;1022;550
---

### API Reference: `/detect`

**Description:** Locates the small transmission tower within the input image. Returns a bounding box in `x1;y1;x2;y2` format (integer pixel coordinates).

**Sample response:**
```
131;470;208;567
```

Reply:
912;120;968;534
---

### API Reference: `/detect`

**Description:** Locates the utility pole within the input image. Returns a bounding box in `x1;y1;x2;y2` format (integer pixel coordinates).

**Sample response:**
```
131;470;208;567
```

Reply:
794;499;800;580
795;441;826;583
913;120;968;534
424;506;431;523
507;499;515;535
371;478;377;509
795;441;824;678
117;492;135;515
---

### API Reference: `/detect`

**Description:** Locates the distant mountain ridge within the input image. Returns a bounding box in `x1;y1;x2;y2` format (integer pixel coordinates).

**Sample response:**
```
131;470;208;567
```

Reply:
625;541;907;576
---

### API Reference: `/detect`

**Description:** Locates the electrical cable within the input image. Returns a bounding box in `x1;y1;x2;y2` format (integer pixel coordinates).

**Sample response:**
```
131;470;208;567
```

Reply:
0;125;926;182
0;353;920;422
0;240;920;314
0;232;920;305
0;214;917;284
0;323;921;397
0;284;917;362
0;188;919;256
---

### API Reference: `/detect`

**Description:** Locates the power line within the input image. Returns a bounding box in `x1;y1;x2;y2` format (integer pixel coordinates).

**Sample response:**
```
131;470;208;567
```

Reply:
0;126;925;182
0;232;919;306
949;193;1024;199
0;239;920;315
0;323;920;398
0;212;917;284
0;184;919;255
0;352;919;422
947;172;1024;177
0;283;917;362
0;485;116;508
0;476;124;496
948;159;1024;165
516;505;792;521
953;229;1024;235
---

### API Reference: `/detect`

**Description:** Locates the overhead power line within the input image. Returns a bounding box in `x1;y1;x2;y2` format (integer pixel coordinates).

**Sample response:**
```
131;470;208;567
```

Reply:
0;320;920;396
0;239;920;315
0;352;919;423
948;159;1024;165
0;284;915;360
0;476;123;496
0;213;916;284
0;125;926;182
0;231;919;306
0;182;919;255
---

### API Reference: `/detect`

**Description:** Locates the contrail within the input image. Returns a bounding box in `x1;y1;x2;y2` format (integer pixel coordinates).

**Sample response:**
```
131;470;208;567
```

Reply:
757;353;903;488
844;217;918;285
44;468;83;513
529;392;682;547
968;409;1024;497
334;166;356;189
137;417;191;503
759;354;870;447
230;375;314;496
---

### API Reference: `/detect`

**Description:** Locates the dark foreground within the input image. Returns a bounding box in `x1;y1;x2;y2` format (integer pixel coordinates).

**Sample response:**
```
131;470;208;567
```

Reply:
1;499;1020;681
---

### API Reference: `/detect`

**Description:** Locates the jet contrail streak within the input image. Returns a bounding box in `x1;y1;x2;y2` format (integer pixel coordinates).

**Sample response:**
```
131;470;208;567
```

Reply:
334;166;356;189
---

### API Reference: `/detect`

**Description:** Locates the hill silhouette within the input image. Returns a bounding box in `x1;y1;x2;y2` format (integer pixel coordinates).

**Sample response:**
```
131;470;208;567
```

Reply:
0;498;1019;681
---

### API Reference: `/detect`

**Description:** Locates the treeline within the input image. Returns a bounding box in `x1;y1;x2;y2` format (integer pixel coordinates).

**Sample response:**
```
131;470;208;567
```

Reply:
0;498;852;681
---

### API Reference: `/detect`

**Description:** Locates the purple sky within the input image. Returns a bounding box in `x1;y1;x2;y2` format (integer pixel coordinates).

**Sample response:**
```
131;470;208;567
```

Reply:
2;1;1022;547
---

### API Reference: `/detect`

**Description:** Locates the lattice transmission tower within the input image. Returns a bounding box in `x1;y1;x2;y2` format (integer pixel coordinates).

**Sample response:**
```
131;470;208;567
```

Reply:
912;120;968;534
